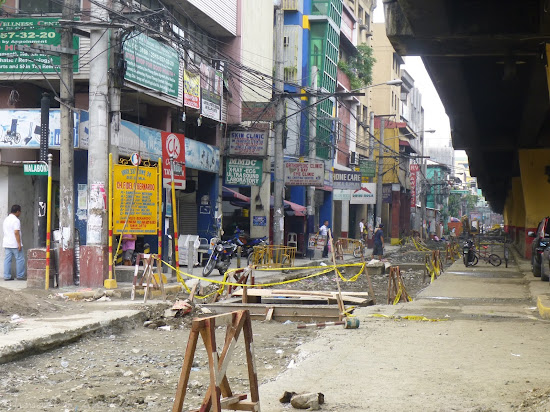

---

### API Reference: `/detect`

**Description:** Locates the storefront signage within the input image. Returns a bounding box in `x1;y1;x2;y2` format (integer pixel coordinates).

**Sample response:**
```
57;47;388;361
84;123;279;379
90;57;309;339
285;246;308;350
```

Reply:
253;216;267;226
225;158;263;186
284;162;324;186
229;131;267;157
360;159;376;178
184;70;200;109
23;163;48;175
162;131;186;189
308;234;327;251
185;138;220;173
0;109;79;148
350;183;376;204
123;32;180;98
410;163;420;207
333;189;351;201
333;171;362;190
200;63;223;121
113;164;159;235
0;18;79;73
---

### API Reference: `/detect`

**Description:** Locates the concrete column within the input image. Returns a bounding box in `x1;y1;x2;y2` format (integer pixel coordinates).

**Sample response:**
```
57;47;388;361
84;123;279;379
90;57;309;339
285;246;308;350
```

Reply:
390;190;400;244
81;0;110;287
250;164;271;239
511;177;526;254
503;189;512;234
519;149;550;258
341;200;349;237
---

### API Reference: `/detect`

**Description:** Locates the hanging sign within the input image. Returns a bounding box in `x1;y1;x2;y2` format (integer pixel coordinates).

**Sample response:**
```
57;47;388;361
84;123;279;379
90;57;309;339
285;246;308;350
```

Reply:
229;131;267;157
184;70;201;109
162;131;186;189
333;170;362;190
225;158;263;186
350;183;376;204
360;159;376;178
284;162;324;186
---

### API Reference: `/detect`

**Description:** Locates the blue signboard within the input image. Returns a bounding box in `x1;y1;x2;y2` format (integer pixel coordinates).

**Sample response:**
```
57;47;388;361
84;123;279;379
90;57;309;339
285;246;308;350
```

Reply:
253;216;267;226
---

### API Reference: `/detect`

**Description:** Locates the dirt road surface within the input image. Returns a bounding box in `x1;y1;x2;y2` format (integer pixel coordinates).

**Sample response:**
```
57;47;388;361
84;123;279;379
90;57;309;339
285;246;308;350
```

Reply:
1;246;550;411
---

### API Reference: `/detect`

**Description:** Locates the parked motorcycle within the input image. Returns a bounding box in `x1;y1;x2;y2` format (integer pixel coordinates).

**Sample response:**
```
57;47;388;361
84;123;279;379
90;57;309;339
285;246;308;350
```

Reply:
230;229;267;258
202;239;238;277
462;239;478;266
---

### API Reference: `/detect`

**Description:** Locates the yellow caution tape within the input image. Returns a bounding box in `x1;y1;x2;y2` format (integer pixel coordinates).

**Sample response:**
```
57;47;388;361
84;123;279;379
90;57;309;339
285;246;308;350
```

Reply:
368;314;447;322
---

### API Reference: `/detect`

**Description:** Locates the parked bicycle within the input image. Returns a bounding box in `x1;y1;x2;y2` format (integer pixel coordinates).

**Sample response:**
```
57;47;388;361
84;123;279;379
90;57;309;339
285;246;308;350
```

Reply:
353;238;368;258
470;245;502;267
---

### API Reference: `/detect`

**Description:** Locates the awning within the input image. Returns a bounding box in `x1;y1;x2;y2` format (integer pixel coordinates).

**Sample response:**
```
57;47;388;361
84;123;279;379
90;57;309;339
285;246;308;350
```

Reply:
222;186;250;202
270;196;306;217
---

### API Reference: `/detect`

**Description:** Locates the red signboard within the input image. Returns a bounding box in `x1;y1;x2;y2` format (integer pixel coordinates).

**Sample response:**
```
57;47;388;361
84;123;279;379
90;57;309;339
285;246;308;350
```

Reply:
410;163;420;207
162;131;186;189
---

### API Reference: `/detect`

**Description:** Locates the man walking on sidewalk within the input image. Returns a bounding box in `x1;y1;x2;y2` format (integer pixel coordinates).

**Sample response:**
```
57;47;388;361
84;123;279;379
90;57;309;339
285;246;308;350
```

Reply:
3;204;25;281
319;220;329;258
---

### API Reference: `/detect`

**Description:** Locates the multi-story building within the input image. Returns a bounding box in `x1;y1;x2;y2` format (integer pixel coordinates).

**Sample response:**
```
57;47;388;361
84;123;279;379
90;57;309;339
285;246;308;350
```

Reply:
369;22;424;243
0;0;246;286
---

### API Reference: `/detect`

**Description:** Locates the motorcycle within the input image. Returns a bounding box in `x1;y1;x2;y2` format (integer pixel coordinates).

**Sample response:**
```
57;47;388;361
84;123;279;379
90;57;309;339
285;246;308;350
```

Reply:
230;229;267;258
463;239;478;266
203;239;238;277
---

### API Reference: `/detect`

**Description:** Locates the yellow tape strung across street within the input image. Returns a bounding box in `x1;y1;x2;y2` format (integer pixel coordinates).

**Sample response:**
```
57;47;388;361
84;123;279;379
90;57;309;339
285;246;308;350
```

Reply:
368;314;448;322
161;260;368;299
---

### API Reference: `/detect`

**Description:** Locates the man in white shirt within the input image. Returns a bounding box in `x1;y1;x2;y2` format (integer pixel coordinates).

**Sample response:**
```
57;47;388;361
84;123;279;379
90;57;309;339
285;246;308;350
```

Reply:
319;220;329;258
359;218;366;241
3;204;25;281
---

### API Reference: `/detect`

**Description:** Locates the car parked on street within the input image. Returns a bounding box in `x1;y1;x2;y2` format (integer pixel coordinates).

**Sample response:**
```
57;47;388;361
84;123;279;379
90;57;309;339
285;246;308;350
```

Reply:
528;217;550;277
540;247;550;281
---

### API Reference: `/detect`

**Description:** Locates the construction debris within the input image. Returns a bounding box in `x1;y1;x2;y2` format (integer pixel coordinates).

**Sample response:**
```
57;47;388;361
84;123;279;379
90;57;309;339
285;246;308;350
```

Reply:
280;391;325;410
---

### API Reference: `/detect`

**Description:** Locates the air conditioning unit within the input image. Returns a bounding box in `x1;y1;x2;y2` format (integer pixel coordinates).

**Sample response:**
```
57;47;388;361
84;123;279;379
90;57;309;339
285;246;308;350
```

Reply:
349;151;359;166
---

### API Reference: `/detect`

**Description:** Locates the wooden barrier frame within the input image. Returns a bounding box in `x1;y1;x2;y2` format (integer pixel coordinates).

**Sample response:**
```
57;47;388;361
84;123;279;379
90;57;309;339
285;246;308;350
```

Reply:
172;310;260;412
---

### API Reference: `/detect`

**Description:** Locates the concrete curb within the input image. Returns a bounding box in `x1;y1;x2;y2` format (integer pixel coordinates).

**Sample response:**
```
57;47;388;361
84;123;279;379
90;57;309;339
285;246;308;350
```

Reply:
0;309;146;365
62;284;184;300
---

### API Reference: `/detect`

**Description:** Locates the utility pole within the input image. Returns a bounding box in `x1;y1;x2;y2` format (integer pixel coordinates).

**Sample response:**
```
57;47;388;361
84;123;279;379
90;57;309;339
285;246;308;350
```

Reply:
83;0;110;285
37;93;50;248
273;5;285;246
368;110;375;237
58;0;78;285
375;117;385;227
306;66;318;227
420;127;427;240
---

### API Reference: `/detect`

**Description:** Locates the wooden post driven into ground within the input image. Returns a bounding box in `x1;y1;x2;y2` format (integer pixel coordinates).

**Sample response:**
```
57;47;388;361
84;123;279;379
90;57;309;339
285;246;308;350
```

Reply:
172;310;260;412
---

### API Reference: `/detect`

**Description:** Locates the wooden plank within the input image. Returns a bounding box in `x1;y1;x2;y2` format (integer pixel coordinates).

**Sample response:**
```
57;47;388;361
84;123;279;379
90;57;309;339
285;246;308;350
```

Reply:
265;307;274;321
261;297;330;305
203;302;341;322
226;400;260;411
231;289;368;305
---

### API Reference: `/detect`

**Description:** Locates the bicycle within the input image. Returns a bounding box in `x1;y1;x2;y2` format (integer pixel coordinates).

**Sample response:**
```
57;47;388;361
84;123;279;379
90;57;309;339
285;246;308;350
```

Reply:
472;245;502;266
353;238;368;258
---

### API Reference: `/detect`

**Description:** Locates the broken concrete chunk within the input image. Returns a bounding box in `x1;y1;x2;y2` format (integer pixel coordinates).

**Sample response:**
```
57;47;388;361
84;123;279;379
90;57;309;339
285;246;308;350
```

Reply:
290;392;324;410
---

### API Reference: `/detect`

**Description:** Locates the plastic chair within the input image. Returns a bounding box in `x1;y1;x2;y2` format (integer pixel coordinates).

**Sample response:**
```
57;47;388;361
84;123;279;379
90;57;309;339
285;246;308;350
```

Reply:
287;232;298;249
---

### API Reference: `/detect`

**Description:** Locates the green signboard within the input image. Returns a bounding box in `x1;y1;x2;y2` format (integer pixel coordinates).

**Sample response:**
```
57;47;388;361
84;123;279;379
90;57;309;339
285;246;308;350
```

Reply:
0;18;79;73
225;158;263;187
360;159;376;178
23;163;48;175
123;32;180;98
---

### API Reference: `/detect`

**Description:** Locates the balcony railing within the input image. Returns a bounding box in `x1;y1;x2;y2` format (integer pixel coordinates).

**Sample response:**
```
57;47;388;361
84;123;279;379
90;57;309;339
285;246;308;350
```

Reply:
282;0;299;10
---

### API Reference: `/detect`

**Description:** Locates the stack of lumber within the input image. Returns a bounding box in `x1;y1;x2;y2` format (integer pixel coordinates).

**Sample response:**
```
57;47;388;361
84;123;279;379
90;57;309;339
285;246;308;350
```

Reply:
231;288;372;306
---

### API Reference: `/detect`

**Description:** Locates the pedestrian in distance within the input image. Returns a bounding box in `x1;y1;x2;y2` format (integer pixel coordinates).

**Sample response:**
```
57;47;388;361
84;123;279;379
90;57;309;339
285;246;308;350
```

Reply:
319;220;329;258
372;223;384;260
359;218;366;241
3;204;25;281
121;233;137;266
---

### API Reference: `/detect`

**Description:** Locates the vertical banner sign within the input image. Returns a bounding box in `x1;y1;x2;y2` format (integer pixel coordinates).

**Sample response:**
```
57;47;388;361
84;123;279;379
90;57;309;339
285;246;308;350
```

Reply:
410;163;420;207
225;159;263;186
113;165;159;235
162;132;186;189
184;70;200;109
200;63;223;121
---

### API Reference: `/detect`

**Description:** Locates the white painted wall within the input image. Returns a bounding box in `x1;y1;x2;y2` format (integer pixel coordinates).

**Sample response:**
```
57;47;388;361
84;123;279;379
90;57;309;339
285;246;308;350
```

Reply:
241;0;274;102
188;0;238;36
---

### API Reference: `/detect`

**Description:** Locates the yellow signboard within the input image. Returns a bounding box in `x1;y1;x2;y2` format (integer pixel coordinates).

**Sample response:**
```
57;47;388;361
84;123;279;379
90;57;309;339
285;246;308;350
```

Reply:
113;164;159;235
